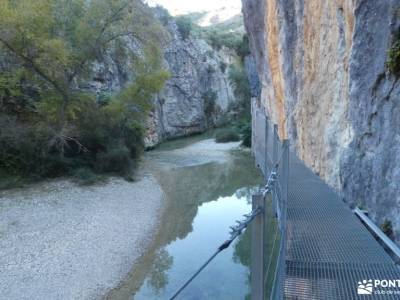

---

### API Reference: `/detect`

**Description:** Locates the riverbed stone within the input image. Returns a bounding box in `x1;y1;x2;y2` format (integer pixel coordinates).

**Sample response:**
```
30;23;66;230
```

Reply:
0;176;164;300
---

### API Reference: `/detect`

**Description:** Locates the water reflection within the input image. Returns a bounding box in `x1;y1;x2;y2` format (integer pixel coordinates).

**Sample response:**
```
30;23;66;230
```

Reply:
106;138;263;300
147;249;173;293
135;192;256;300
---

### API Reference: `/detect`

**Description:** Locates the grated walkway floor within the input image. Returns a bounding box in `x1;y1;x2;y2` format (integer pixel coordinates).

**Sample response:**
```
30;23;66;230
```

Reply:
284;154;400;299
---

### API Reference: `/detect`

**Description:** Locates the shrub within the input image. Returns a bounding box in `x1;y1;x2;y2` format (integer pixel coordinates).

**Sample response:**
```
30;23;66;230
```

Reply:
0;171;24;190
229;64;252;117
240;123;252;147
0;71;37;116
156;6;172;26
381;219;393;238
0;115;49;176
0;0;169;187
175;16;193;40
215;128;241;143
205;32;250;60
95;145;132;176
235;34;251;61
387;38;400;76
229;65;251;101
232;120;252;147
220;62;227;73
202;90;217;118
73;168;104;186
97;92;112;106
206;30;241;51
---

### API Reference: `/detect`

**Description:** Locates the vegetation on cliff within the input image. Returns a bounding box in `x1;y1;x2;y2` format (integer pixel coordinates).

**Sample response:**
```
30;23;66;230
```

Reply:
0;0;169;187
387;36;400;77
183;13;250;61
166;11;252;146
175;16;193;40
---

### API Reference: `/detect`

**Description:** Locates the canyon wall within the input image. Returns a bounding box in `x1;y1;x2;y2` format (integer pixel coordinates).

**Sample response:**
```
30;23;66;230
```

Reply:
242;0;400;239
145;12;237;146
83;8;238;147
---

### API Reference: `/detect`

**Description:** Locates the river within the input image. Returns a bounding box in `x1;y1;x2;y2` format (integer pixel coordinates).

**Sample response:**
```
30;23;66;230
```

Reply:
106;134;263;300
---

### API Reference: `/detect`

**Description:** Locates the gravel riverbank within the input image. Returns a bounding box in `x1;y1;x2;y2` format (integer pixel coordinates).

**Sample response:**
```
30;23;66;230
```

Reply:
0;174;164;300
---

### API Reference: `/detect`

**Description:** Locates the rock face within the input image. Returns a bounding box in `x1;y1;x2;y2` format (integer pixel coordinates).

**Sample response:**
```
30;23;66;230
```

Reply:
145;15;237;146
242;0;400;240
244;55;261;98
79;10;237;148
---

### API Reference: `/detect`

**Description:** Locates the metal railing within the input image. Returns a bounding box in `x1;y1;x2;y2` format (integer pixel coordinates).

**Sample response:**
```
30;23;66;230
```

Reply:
170;99;289;300
250;99;400;300
169;97;400;300
251;99;289;300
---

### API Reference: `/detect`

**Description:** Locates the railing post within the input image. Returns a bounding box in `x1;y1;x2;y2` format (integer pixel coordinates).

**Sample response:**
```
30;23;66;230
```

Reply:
280;140;290;300
272;124;279;216
281;140;289;230
273;125;279;166
270;139;289;300
251;194;265;300
264;116;269;176
251;99;255;156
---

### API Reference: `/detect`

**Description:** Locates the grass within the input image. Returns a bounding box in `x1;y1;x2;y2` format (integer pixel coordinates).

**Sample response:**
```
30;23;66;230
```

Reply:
215;128;241;143
72;168;106;186
0;173;25;190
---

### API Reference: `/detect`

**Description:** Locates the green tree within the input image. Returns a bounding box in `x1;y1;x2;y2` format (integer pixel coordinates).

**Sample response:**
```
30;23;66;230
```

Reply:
229;64;251;110
175;16;193;40
236;34;251;60
0;70;36;116
0;0;170;183
0;0;165;153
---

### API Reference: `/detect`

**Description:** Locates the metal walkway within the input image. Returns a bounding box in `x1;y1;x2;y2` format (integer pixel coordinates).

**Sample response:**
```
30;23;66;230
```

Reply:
285;154;400;299
251;100;400;299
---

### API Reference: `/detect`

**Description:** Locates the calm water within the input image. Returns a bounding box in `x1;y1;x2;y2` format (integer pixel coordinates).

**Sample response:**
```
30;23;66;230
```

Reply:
107;136;263;300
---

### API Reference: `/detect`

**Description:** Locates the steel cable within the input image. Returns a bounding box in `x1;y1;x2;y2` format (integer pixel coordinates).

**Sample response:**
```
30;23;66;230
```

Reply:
170;160;283;299
169;206;264;300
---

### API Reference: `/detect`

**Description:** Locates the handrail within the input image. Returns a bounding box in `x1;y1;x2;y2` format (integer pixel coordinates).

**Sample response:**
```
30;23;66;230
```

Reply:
251;98;289;300
354;207;400;261
251;98;400;300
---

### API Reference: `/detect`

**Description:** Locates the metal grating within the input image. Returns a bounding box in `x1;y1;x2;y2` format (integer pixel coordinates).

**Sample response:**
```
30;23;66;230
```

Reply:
251;99;400;299
285;261;400;300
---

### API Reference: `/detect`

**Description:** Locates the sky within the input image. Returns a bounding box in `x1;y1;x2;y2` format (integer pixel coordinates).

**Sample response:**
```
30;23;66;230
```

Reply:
146;0;242;15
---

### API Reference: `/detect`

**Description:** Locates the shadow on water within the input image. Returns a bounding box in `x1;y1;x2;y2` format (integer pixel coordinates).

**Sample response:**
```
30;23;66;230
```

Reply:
105;137;263;300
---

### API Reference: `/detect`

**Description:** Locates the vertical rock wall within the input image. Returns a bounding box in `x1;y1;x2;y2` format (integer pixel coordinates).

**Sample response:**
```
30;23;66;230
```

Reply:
242;0;400;240
145;18;237;146
78;8;239;148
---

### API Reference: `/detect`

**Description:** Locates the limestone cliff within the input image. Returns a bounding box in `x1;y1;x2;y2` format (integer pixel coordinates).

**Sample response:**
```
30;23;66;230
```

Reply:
145;11;237;146
242;0;400;239
83;8;238;147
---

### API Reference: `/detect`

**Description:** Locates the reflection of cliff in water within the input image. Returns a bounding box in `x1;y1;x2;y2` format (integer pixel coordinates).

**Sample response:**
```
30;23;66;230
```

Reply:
149;152;262;245
145;186;257;294
234;229;251;268
106;138;263;300
233;230;252;300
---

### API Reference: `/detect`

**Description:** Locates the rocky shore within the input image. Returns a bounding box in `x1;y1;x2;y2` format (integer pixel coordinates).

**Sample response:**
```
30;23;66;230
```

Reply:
0;174;164;300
